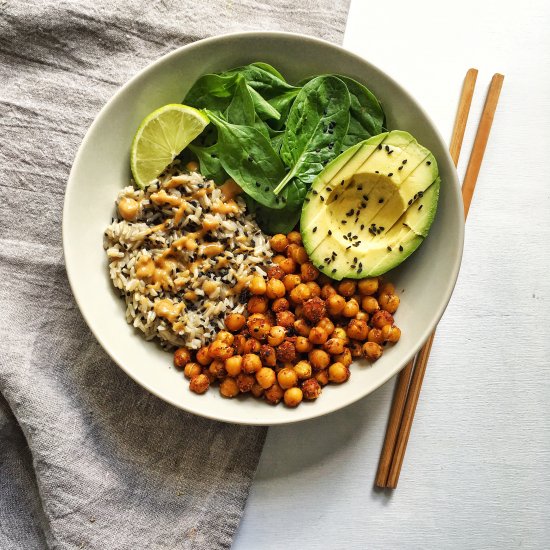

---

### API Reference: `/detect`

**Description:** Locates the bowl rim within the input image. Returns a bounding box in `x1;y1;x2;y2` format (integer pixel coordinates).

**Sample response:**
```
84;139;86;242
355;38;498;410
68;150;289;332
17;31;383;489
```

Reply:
63;30;464;426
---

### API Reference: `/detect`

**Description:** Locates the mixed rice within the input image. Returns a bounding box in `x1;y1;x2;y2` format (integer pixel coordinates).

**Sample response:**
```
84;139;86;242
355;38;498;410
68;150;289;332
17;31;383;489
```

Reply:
104;164;272;349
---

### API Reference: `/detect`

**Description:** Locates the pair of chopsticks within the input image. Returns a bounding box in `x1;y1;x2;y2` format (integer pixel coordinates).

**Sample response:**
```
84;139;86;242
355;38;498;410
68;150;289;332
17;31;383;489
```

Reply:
375;69;505;489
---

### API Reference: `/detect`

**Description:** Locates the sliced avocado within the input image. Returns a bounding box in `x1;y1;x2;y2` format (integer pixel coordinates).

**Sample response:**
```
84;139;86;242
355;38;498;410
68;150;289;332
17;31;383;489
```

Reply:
300;132;440;280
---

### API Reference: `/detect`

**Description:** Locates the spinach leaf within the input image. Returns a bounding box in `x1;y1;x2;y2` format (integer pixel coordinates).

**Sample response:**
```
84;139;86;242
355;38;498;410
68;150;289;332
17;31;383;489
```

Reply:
267;89;300;130
274;76;350;195
205;110;287;210
337;75;384;148
188;143;227;183
251;62;287;81
253;203;301;234
248;86;281;121
225;76;255;126
184;73;239;111
271;132;284;154
225;64;298;99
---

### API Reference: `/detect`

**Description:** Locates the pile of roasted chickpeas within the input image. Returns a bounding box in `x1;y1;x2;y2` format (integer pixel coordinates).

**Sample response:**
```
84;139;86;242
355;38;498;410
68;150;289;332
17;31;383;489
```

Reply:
173;230;401;408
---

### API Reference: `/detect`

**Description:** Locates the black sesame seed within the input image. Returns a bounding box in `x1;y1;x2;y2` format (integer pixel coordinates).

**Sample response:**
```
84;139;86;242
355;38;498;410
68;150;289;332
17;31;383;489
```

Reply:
326;187;332;192
255;182;261;187
248;155;253;162
313;227;317;233
304;197;310;202
426;161;431;165
360;224;365;230
340;180;345;186
387;246;392;251
363;195;369;201
334;194;339;200
378;144;382;150
380;227;385;231
332;268;337;273
342;220;347;225
388;173;393;177
320;196;325;202
418;204;424;211
357;185;363;191
328;230;332;236
378;198;384;203
399;245;404;251
264;186;269;192
402;159;408;164
398;166;403;171
313;190;319;195
346;245;351;250
385;145;389;152
418;191;424;197
360;202;366;209
408;199;413;205
375;170;379;174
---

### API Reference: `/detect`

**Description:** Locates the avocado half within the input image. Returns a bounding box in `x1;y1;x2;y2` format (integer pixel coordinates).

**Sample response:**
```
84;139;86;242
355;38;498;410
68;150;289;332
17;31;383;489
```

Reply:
300;131;439;280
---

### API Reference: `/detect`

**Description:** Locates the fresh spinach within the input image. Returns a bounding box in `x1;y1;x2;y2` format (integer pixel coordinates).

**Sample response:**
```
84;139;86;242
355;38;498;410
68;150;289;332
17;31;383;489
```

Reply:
184;73;239;112
337;76;384;148
188;143;227;183
225;64;298;99
205;110;287;209
274;76;350;195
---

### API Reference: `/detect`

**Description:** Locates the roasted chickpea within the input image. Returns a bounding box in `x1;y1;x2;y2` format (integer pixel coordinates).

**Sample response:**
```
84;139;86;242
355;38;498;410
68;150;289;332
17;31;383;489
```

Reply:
302;378;322;400
305;281;321;298
342;298;360;318
284;387;303;407
247;296;268;314
302;296;326;324
249;275;267;295
244;338;261;354
356;311;369;322
250;382;265;398
331;327;349;343
196;346;212;366
276;310;296;329
267;265;285;280
174;348;191;369
368;328;385;344
347;319;369;341
326;294;346;316
260;344;277;367
266;278;286;299
386;325;401;343
270;233;289;253
349;341;363;358
289;283;311;305
271;297;289;312
220;378;239;398
309;349;331;370
334;348;352;367
337;279;356;297
189;373;210;394
237;373;255;393
279;257;297;274
294;304;304;318
324;337;346;355
371;310;395;329
328;362;351;383
315;369;329;386
242;353;262;374
377;292;390;311
247;317;271;340
277;367;298;389
272;254;286;265
291;246;309;265
225;355;243;377
209;360;227;379
186;160;199;172
286;243;300;259
256;367;277;389
321;284;337;299
287;231;302;245
225;313;246;332
294;360;312;380
294;319;312;337
317;317;335;335
216;330;235;345
379;282;395;295
295;336;313;353
267;325;286;347
276;340;297;363
382;294;400;314
300;262;319;282
363;341;383;361
361;296;380;314
183;362;202;379
282;273;301;292
358;278;379;296
233;334;246;355
202;368;217;384
209;339;234;360
308;326;328;345
264;383;284;405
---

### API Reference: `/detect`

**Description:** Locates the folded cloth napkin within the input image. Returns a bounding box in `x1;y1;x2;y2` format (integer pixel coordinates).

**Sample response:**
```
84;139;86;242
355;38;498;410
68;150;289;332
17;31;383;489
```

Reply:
0;1;350;548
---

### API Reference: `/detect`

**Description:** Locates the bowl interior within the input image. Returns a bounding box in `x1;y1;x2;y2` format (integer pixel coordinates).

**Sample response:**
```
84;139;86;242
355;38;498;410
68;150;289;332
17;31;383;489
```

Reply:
63;32;464;425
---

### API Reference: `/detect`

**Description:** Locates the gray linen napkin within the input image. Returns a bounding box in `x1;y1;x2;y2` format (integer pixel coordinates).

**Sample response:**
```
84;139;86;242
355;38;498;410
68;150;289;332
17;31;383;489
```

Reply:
0;1;350;548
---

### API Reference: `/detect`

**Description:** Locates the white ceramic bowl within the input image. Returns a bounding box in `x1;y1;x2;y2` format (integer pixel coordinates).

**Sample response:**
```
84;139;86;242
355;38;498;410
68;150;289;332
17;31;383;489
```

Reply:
63;31;464;425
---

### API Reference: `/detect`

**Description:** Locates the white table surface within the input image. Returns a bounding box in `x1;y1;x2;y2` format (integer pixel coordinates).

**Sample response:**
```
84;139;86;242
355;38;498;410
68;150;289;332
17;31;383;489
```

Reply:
233;1;550;548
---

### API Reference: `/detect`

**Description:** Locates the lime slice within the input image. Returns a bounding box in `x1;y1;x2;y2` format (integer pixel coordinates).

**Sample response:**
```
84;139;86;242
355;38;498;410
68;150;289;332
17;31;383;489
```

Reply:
130;104;209;188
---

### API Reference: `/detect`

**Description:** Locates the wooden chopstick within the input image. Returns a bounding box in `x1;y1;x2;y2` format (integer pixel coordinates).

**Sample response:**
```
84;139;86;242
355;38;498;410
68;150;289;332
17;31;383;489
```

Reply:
384;72;504;488
375;68;479;489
